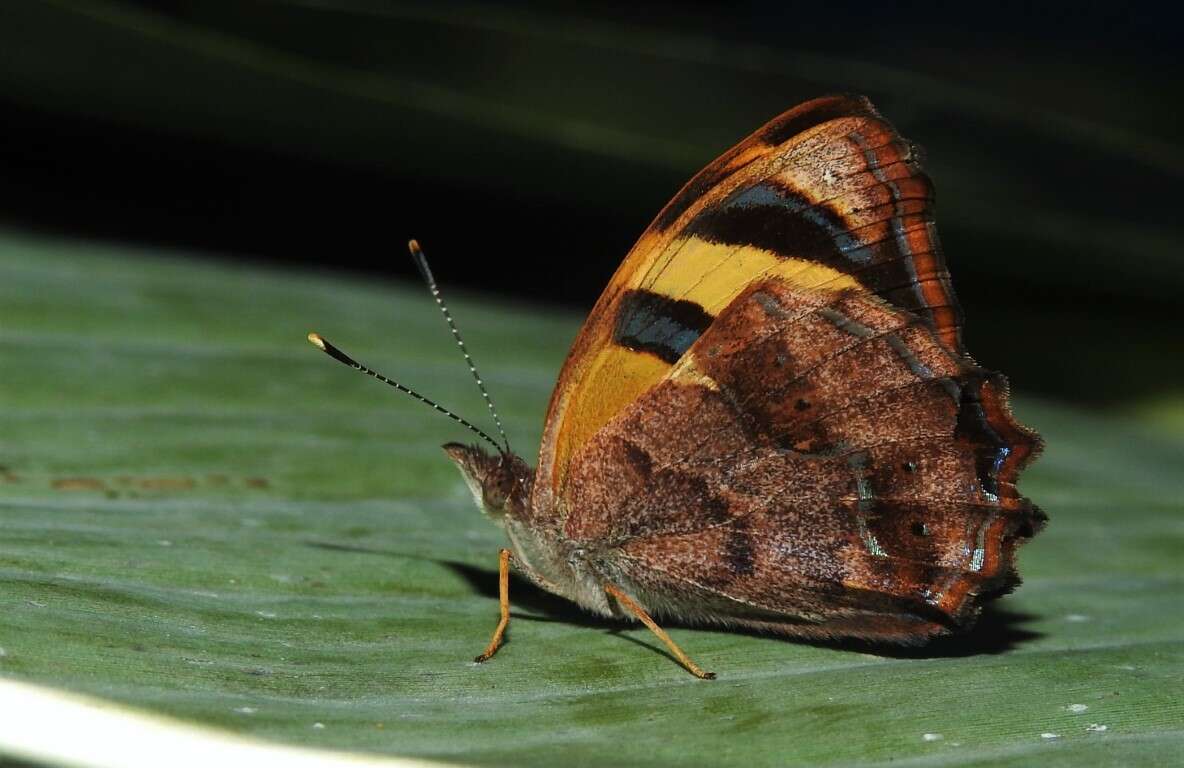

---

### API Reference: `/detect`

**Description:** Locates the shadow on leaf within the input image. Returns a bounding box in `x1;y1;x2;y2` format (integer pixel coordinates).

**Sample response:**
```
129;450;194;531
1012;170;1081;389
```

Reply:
306;540;1043;663
808;606;1044;659
305;539;681;663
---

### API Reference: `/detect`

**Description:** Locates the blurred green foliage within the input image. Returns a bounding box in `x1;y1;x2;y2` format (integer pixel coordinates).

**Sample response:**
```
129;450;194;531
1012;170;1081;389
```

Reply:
2;1;1183;410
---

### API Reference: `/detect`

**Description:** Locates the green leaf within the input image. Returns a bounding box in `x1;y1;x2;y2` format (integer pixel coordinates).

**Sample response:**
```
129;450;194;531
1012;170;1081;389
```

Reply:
1;228;1181;767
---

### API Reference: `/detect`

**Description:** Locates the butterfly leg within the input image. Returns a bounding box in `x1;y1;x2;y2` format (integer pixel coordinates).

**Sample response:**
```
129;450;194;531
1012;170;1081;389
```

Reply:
475;548;512;663
603;583;715;679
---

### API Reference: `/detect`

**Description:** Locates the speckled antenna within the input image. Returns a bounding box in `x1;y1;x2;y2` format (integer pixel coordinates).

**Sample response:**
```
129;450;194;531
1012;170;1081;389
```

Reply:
305;332;502;453
408;239;511;454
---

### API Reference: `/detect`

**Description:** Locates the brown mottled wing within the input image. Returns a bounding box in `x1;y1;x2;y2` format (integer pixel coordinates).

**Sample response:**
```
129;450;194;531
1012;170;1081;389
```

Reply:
537;95;961;512
563;279;1043;639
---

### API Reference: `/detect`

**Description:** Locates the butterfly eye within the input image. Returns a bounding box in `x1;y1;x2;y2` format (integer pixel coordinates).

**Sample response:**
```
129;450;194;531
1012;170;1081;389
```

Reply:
482;469;514;511
482;483;506;510
911;521;929;537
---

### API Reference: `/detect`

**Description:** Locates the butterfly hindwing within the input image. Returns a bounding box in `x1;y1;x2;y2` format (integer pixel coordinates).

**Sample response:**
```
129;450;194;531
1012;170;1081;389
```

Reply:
560;279;1042;636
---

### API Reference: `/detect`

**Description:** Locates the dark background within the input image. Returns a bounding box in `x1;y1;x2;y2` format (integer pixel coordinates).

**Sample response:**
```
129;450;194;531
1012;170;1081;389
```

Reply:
2;1;1180;409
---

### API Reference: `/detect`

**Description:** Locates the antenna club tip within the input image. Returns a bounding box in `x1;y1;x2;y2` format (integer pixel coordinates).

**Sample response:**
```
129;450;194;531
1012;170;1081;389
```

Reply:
407;239;422;255
307;332;326;350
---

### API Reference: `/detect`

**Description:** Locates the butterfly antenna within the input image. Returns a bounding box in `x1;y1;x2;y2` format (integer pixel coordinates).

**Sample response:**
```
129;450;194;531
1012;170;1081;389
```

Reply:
408;239;511;454
306;332;502;453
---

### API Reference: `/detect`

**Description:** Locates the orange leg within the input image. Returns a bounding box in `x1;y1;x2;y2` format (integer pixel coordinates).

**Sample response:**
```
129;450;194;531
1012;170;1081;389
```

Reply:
475;548;512;663
604;583;715;679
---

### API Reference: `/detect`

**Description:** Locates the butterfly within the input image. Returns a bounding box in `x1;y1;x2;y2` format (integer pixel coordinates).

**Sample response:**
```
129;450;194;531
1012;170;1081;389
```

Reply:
309;94;1045;679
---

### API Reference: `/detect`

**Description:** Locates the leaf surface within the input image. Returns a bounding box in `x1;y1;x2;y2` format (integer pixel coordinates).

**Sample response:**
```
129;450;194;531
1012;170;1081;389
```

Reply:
1;229;1181;767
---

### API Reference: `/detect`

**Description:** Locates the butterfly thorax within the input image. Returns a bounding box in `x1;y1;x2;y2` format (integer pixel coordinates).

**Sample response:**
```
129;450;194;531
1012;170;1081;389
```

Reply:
443;442;616;615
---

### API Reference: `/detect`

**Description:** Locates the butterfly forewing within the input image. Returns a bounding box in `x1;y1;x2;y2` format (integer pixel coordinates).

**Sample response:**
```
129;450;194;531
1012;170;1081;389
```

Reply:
539;95;964;498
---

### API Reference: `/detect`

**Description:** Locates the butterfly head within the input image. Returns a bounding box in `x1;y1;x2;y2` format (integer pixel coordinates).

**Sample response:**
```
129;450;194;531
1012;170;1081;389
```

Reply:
443;442;530;519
